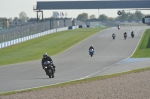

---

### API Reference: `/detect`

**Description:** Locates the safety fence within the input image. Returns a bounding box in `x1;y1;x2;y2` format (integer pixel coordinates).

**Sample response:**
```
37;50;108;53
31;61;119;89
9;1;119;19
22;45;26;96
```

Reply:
0;18;85;49
0;25;79;49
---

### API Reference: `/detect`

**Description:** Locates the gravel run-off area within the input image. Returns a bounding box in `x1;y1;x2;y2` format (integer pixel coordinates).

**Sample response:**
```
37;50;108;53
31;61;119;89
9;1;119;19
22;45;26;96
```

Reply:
1;70;150;99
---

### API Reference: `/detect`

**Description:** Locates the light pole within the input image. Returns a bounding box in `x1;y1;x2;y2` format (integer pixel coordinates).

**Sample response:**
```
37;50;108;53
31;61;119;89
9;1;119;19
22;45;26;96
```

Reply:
50;18;51;30
56;19;59;32
98;9;100;18
98;9;101;27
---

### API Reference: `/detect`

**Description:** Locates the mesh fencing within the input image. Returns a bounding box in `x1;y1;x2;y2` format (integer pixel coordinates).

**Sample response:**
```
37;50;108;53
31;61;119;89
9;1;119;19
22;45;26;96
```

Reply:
0;19;86;43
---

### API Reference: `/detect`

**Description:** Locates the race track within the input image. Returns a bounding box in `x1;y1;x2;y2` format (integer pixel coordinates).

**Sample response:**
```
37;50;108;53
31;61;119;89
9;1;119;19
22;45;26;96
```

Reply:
0;26;149;93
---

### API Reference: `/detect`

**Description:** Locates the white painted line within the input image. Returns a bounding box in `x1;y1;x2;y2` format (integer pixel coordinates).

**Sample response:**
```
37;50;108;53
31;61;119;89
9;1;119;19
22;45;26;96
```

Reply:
80;58;128;79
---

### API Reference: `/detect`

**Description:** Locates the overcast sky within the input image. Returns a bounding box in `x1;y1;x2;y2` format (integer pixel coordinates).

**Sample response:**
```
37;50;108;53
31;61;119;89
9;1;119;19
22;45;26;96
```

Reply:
0;0;150;19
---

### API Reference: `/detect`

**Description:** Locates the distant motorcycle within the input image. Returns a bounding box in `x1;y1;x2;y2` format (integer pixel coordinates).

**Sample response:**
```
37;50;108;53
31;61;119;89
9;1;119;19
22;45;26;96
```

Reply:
131;32;134;38
43;61;54;78
112;34;115;40
118;25;120;30
89;49;94;57
124;34;127;40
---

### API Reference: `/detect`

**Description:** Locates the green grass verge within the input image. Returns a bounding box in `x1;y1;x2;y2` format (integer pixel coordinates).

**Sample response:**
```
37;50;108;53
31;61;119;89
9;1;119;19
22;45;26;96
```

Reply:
1;66;150;96
0;28;105;66
131;28;150;58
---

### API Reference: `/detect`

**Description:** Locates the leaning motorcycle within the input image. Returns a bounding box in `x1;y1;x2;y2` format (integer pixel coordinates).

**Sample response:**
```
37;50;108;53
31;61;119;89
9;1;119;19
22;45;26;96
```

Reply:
89;49;94;57
43;61;54;78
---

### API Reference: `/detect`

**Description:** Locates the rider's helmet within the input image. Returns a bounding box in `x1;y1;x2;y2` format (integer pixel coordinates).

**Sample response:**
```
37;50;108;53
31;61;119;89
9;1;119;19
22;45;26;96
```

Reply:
112;33;115;36
90;45;93;49
43;53;48;58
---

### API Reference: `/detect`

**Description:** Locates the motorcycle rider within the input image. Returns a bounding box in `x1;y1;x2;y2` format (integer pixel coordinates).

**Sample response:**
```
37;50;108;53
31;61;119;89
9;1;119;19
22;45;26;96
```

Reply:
124;32;127;39
118;25;120;29
41;53;56;75
124;32;127;36
112;33;116;39
89;45;94;54
131;31;134;38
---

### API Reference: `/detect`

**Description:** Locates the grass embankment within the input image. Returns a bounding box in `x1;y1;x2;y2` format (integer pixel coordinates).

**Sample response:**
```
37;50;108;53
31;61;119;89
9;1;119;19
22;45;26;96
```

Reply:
131;28;150;57
0;28;104;66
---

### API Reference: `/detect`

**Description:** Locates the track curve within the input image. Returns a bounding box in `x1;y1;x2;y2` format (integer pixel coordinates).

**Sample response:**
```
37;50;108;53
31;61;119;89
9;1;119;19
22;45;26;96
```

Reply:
0;26;149;93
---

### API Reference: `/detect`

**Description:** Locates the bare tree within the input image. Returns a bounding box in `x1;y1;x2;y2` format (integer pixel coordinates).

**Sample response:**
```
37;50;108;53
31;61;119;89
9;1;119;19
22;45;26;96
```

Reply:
19;11;29;22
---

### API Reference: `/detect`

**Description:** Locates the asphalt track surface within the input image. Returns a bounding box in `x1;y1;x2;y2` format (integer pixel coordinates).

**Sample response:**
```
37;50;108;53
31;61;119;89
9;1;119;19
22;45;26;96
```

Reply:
0;26;150;93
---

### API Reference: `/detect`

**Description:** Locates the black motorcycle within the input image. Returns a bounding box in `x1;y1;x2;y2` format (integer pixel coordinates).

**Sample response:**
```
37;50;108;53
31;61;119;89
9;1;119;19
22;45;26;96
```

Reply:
131;33;134;38
124;34;127;40
89;49;94;57
43;61;54;78
112;35;115;40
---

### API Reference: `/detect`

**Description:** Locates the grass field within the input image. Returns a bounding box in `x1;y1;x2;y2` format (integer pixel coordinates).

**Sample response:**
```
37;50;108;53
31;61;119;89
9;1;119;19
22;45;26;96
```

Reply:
131;28;150;58
0;28;104;66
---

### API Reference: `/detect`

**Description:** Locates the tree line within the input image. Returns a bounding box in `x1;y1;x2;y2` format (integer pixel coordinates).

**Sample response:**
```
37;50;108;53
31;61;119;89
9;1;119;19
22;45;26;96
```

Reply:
0;10;149;28
77;11;148;21
0;11;29;28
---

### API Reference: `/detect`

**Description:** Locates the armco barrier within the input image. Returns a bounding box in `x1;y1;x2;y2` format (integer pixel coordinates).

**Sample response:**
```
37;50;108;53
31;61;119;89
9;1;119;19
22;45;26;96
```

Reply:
0;26;78;49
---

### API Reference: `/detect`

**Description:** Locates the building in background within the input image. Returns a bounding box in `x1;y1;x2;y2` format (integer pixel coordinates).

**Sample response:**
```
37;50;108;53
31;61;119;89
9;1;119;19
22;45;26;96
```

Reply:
52;11;68;18
52;12;59;18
